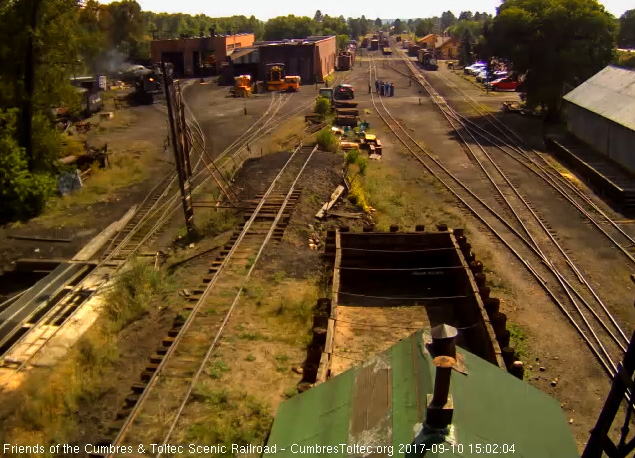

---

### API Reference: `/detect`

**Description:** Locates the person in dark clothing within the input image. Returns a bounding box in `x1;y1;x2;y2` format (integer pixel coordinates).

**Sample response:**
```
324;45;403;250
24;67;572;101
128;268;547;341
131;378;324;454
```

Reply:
375;79;379;92
390;83;395;97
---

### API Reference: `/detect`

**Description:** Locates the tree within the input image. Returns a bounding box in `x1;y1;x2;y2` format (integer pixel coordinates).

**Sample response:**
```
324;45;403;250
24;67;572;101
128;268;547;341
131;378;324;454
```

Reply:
487;0;617;118
618;9;635;48
336;34;349;50
314;10;323;22
415;18;435;37
374;18;382;27
322;14;350;35
458;29;474;66
263;15;315;40
393;19;405;34
459;11;473;21
0;109;56;223
441;11;456;31
360;15;369;36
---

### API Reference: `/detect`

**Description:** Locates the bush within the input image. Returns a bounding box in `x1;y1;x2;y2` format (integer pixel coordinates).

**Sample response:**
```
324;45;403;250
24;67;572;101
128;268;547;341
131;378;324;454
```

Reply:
316;128;339;153
345;148;360;165
617;51;635;69
345;149;367;175
103;260;165;331
0;109;56;223
314;96;330;118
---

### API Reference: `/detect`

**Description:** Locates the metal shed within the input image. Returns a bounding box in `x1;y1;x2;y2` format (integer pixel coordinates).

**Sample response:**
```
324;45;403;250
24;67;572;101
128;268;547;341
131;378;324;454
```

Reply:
265;329;579;458
563;65;635;173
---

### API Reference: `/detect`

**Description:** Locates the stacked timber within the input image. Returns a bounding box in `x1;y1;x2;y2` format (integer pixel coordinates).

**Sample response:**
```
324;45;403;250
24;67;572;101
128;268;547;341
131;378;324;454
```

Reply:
335;107;359;116
333;100;358;109
408;43;420;56
335;115;359;127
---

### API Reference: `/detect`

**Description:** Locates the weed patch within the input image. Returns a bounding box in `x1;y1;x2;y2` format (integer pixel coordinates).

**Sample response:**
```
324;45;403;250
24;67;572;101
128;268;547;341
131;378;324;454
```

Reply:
186;387;272;454
207;360;231;379
37;145;155;228
238;331;267;341
103;260;167;332
508;323;529;361
316;128;339;153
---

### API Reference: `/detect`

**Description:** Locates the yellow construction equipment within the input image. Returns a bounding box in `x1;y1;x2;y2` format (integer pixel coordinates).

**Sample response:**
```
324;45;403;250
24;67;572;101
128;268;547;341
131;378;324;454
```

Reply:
266;63;300;91
234;75;252;97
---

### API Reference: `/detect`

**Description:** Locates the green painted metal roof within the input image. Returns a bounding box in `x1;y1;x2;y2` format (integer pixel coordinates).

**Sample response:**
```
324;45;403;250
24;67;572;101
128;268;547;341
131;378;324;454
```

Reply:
265;330;578;458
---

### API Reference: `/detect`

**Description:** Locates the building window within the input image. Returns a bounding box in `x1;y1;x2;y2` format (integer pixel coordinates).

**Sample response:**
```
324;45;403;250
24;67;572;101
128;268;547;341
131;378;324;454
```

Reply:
235;42;241;48
227;44;234;50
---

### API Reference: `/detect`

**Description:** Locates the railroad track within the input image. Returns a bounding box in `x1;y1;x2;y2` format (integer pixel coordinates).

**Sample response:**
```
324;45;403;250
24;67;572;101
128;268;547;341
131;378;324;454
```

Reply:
369;50;631;388
95;144;318;457
0;85;279;388
389;57;635;267
0;69;362;389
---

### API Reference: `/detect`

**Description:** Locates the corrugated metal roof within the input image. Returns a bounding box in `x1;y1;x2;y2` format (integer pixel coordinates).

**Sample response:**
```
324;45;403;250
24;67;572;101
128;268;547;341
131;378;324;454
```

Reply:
563;65;635;131
265;329;578;458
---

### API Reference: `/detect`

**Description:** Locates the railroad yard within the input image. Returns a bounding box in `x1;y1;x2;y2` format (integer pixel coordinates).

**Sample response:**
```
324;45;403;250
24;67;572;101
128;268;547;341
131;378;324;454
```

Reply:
1;8;635;458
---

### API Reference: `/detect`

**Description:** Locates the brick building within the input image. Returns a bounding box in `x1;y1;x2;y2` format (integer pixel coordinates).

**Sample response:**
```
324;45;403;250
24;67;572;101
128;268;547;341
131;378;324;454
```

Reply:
150;32;255;76
257;36;336;84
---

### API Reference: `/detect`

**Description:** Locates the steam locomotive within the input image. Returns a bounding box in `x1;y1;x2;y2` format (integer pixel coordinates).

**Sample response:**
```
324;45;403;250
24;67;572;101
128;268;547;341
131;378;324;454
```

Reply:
132;66;164;104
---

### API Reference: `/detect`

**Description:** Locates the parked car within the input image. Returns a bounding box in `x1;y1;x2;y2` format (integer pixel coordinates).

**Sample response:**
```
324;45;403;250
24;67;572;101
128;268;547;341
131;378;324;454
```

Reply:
486;77;518;91
334;84;355;100
466;63;487;75
464;62;486;75
493;70;508;78
475;70;493;83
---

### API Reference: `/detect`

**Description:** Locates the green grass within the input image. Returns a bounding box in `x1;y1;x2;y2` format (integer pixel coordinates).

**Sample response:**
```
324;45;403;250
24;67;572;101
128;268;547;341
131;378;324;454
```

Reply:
103;260;167;332
283;386;299;399
36;144;154;228
245;354;256;362
207;360;231;379
238;331;267;341
508;323;529;361
275;353;290;363
361;160;465;231
345;149;367;175
187;386;272;455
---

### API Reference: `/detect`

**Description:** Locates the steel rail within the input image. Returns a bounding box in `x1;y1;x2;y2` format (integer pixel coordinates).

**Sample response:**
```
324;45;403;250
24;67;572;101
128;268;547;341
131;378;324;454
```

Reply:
369;52;618;376
106;143;315;456
426;67;635;264
385;54;630;350
0;81;205;386
406;64;631;348
155;144;319;456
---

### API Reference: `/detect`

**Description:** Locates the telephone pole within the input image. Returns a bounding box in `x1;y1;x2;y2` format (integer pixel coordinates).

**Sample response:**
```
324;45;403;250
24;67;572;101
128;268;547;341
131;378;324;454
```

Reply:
162;62;195;233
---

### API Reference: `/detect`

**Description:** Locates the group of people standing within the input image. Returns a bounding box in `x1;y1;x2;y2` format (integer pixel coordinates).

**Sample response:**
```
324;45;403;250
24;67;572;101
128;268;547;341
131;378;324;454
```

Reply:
375;79;395;97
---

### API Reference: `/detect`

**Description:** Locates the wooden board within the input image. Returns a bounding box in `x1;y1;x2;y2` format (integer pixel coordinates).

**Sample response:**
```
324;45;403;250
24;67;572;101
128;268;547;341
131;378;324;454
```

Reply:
315;185;345;219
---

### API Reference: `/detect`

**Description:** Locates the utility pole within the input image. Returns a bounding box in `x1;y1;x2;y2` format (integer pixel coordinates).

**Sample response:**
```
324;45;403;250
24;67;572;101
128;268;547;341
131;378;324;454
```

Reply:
23;0;41;170
162;62;195;233
176;81;193;177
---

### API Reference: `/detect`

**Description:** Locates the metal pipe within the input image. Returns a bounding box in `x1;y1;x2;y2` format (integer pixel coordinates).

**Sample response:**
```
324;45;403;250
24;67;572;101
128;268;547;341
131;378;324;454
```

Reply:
431;356;455;407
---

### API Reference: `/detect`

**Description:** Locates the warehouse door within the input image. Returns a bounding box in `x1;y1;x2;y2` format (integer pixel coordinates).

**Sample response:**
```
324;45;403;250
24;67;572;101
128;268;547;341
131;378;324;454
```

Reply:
192;51;201;76
300;58;311;84
161;52;185;77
